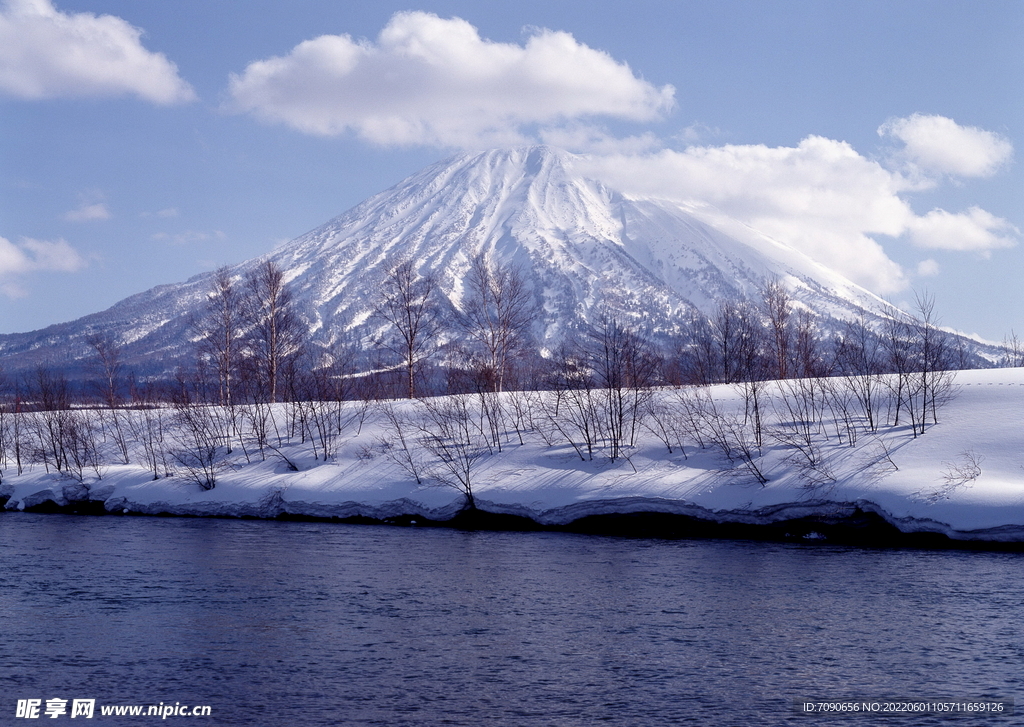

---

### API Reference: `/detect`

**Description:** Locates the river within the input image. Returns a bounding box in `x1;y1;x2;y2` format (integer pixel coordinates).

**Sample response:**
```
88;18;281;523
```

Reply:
0;514;1019;725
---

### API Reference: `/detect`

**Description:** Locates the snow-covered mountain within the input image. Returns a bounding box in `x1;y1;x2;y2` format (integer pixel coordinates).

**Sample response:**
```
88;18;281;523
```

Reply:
0;145;898;375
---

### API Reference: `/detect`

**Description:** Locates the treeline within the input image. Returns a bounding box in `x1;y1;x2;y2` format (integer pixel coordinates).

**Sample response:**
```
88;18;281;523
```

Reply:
182;258;987;404
15;256;993;410
0;255;1002;498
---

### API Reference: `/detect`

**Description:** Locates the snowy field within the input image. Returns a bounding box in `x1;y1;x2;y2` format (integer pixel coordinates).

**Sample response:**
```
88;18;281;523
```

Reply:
2;367;1024;543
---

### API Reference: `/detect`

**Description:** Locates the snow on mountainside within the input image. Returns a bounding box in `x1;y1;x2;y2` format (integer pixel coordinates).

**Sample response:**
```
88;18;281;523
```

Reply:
268;145;891;340
0;146;897;374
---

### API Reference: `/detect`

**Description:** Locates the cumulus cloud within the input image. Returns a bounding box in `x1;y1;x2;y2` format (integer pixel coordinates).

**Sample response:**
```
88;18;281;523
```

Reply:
64;202;110;222
0;235;87;297
580;132;1017;294
0;0;195;103
879;113;1013;178
581;137;913;293
905;206;1018;253
226;11;674;148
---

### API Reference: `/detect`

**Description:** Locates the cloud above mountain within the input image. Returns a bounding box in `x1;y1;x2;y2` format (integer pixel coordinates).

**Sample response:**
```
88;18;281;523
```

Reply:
226;11;674;147
0;0;195;104
905;207;1017;253
581;121;1017;294
223;12;1014;298
0;235;86;297
879;113;1013;179
5;4;997;303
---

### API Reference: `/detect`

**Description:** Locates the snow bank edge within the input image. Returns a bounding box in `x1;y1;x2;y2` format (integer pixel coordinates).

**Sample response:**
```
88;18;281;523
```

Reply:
3;484;1023;548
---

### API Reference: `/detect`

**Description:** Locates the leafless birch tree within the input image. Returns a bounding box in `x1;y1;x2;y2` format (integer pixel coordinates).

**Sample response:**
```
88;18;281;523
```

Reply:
242;259;304;404
458;253;534;392
375;258;439;399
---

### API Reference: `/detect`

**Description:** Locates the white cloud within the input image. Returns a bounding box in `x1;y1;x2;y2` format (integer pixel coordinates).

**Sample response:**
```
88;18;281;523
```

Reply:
226;11;674;148
879;114;1013;178
19;237;86;271
538;124;662;155
64;202;110;222
581;136;913;293
579;132;1017;295
916;259;940;277
0;235;87;297
676;122;721;144
905;206;1018;253
0;0;195;104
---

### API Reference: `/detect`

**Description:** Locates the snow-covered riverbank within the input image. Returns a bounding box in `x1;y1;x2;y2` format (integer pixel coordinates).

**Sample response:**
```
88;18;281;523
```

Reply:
3;368;1024;547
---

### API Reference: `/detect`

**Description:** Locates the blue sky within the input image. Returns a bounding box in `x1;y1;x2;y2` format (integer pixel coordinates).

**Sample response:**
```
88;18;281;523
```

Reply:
0;0;1021;340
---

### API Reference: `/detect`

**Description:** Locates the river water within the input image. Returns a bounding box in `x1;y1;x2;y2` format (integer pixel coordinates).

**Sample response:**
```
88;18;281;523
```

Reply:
0;514;1020;725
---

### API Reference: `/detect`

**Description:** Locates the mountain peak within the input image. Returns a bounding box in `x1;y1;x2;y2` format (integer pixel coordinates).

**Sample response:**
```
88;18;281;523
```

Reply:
0;145;897;374
459;144;578;168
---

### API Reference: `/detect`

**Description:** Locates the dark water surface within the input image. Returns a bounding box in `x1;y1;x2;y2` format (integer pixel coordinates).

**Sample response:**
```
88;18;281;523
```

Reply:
0;514;1020;725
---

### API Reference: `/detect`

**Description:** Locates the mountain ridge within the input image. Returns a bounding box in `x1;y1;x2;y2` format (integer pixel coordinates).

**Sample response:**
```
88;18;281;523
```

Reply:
0;145;924;375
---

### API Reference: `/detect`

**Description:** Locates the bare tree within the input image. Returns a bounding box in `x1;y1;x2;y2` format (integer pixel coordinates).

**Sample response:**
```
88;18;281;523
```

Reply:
731;305;770;446
474;388;507;453
772;375;830;468
417;395;488;510
377;401;425;484
543;344;602;461
505;387;540;446
792;309;828;378
24;368;103;481
242;259;305;404
761;277;793;380
1002;330;1024;368
375;258;440;399
716;413;770;485
913;292;957;432
458;253;534;392
680;385;768;484
690;311;720;386
940;449;984;488
27;367;70;474
711;301;742;383
822;375;860;446
951;334;976;371
643;395;688;457
125;394;171;480
196;266;243;407
290;346;368;461
7;381;26;476
64;411;104;482
673;310;719;386
87;333;124;409
588;316;658;462
0;377;11;475
87;333;130;464
836;315;884;433
881;308;916;427
671;386;716;450
169;399;224;490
